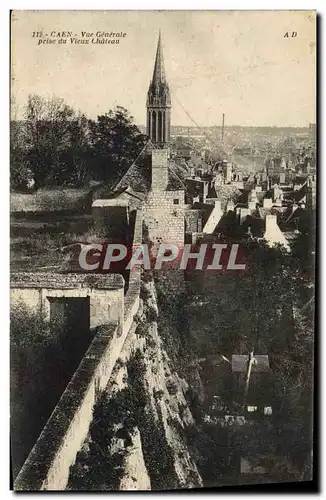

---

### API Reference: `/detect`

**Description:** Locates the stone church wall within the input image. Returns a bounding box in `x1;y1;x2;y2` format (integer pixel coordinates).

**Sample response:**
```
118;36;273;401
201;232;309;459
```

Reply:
143;189;185;245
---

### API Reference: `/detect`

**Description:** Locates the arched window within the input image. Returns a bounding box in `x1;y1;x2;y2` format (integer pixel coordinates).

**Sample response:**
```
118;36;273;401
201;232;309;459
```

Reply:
158;111;162;143
162;111;166;143
147;110;151;137
151;111;156;142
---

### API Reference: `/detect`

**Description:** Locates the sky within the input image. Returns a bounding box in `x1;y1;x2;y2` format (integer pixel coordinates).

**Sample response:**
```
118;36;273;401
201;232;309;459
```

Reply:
11;10;316;127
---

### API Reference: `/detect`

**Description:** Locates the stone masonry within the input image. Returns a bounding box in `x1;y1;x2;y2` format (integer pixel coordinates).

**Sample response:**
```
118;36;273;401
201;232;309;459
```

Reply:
143;148;185;245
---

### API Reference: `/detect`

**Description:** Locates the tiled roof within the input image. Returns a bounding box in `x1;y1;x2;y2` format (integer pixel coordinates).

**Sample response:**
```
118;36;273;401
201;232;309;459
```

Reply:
115;143;186;193
114;141;153;193
167;161;186;190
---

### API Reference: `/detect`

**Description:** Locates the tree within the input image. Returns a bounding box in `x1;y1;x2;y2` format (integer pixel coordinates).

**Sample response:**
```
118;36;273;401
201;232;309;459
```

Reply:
11;98;147;189
88;106;147;184
23;94;77;187
60;113;92;186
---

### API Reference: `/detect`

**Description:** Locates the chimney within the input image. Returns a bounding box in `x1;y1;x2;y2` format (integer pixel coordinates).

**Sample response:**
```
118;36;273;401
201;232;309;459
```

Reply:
239;207;250;225
248;200;256;212
263;198;273;208
272;184;283;202
265;214;278;234
225;163;232;183
202;181;209;203
279;172;286;184
151;149;169;191
249;189;258;202
226;200;235;212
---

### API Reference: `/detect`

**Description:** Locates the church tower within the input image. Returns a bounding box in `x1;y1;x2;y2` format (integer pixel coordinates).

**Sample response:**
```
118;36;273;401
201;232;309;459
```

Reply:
146;31;171;146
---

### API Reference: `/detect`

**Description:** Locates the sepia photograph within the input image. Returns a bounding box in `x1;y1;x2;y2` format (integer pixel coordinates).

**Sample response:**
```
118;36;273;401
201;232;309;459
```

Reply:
10;10;316;491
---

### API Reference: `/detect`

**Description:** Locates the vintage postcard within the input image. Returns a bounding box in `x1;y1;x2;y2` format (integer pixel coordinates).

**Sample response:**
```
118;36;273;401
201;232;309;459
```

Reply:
10;10;316;491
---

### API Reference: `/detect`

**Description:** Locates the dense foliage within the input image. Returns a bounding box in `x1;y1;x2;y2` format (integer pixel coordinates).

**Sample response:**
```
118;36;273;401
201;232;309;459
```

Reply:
154;234;315;483
11;95;147;190
10;302;93;478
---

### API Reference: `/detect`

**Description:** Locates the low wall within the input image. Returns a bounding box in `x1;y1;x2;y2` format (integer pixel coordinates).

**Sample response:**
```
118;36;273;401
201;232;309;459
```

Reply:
14;321;120;490
10;188;93;214
13;212;143;491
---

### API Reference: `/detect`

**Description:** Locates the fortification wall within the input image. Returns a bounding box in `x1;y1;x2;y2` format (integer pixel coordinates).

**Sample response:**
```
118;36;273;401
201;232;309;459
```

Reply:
13;211;143;491
123;209;142;334
68;278;202;491
10;188;93;213
92;201;131;240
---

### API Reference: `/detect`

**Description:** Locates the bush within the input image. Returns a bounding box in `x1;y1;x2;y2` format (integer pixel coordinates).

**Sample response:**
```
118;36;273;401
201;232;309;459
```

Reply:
166;380;179;396
135;322;147;338
11;302;90;477
140;283;151;300
145;306;158;323
153;389;164;401
141;269;153;284
68;388;137;490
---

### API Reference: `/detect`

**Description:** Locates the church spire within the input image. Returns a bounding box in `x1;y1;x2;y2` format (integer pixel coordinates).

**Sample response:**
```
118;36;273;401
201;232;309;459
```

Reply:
152;30;166;85
146;31;171;146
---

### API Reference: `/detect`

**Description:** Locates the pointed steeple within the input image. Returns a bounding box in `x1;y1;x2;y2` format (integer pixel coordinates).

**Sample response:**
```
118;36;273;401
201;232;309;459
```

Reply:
146;30;171;145
152;30;166;85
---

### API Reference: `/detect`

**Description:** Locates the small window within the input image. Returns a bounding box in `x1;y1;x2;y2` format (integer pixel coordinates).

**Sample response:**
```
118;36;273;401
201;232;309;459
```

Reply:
173;199;180;205
247;406;257;412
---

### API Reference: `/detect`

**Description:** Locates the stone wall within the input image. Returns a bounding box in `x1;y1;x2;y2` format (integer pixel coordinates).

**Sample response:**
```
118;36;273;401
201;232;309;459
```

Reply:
65;277;202;491
143;190;185;245
10;273;124;330
106;279;201;489
13;212;143;491
123;209;142;335
92;200;131;241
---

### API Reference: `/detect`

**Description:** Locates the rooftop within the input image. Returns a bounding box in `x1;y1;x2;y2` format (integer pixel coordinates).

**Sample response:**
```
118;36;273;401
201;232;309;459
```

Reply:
92;199;129;207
